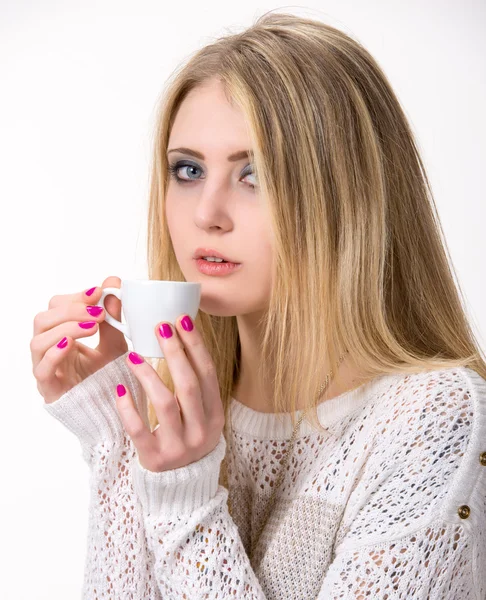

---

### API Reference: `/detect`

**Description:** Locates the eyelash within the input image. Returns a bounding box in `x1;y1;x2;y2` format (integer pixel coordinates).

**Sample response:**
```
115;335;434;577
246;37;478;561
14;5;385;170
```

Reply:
167;161;257;190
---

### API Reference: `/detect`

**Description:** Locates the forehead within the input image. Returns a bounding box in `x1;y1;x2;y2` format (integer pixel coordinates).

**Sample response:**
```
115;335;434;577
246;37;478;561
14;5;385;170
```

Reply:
168;81;253;154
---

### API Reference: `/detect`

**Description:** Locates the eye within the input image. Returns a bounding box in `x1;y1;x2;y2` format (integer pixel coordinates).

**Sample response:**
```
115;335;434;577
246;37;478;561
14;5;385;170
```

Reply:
168;160;257;189
168;161;203;182
241;166;257;189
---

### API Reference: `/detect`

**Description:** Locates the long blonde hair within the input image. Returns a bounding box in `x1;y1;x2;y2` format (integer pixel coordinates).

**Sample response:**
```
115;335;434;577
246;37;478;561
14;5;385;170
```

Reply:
144;12;486;454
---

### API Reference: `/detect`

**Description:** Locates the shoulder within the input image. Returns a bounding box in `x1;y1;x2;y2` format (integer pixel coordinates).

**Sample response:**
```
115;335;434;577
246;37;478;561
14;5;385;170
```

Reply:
370;365;486;444
372;365;485;420
368;366;486;533
334;366;486;553
327;367;486;595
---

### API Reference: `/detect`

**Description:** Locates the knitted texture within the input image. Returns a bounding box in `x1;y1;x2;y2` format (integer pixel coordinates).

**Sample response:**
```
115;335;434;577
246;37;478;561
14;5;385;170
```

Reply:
43;352;486;599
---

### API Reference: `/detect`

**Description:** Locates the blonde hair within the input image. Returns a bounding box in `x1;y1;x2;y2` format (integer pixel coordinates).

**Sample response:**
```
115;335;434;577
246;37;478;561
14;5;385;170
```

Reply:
144;11;486;465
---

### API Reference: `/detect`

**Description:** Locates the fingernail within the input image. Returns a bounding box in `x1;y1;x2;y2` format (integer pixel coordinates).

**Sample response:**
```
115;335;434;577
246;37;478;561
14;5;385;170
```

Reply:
57;337;68;349
181;315;193;332
116;384;126;397
129;351;144;364
85;287;97;296
159;323;173;338
86;305;103;316
78;321;96;329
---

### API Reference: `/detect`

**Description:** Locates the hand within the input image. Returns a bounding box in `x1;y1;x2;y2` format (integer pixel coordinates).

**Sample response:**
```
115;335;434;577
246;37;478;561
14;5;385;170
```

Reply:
32;276;128;404
115;314;225;473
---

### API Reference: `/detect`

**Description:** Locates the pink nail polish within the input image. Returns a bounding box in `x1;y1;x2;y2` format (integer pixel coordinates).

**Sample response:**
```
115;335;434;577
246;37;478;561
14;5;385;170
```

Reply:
78;321;96;329
116;384;126;397
85;287;96;296
86;305;103;316
57;337;68;349
159;323;173;338
129;351;144;364
181;315;193;332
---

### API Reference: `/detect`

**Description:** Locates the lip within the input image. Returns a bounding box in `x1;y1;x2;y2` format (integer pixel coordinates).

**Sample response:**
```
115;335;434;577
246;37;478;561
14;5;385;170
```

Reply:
192;247;240;263
195;258;242;276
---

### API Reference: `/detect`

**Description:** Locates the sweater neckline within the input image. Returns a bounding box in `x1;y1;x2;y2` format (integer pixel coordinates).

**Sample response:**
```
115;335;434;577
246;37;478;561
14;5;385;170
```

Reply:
229;372;398;439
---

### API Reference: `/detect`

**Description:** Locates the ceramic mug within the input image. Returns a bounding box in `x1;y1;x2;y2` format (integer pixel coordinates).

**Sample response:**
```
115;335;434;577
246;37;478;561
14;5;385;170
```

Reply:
96;279;201;358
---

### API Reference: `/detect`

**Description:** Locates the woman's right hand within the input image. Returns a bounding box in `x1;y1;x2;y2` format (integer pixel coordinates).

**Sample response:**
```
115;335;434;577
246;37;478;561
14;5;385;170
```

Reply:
31;276;129;404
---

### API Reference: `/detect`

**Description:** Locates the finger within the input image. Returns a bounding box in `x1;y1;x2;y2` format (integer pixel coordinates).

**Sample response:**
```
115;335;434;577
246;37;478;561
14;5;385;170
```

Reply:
34;296;105;337
115;382;156;457
125;351;184;436
31;309;102;368
33;335;75;397
35;286;104;339
155;321;207;432
46;285;102;312
172;314;222;424
97;276;127;355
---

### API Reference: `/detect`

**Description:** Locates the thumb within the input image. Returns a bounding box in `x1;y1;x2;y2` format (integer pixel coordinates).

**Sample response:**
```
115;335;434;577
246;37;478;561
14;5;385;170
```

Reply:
98;276;128;355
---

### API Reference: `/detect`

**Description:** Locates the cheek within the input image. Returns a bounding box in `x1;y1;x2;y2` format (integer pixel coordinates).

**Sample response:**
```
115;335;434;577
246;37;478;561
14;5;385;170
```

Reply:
247;239;273;285
259;239;274;285
165;205;186;264
165;194;176;224
165;198;187;237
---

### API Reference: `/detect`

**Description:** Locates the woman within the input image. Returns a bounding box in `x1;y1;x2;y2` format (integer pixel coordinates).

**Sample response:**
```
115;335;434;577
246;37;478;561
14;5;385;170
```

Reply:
33;12;486;599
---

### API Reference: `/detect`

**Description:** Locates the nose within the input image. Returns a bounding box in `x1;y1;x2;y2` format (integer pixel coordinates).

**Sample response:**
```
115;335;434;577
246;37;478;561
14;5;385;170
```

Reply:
193;184;234;232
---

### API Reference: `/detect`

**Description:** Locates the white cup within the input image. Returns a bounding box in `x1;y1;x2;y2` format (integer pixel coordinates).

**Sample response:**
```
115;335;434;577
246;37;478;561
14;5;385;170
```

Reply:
96;279;201;358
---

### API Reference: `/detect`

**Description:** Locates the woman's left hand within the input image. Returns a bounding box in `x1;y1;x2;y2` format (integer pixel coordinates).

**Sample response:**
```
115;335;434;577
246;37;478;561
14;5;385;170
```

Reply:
115;314;225;473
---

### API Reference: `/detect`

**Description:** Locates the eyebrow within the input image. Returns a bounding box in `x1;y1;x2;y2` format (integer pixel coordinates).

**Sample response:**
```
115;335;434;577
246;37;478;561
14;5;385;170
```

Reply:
167;147;253;162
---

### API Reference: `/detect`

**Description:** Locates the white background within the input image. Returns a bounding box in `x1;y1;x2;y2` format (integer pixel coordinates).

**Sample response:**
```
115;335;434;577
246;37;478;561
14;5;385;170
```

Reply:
1;1;485;598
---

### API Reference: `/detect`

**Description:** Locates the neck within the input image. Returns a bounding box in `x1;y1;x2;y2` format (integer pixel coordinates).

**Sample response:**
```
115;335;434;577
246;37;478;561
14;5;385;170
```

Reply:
232;350;368;414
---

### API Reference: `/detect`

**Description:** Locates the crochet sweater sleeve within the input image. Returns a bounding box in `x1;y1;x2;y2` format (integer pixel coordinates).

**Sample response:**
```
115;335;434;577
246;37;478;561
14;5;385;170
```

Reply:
127;368;486;599
43;352;164;599
316;367;486;600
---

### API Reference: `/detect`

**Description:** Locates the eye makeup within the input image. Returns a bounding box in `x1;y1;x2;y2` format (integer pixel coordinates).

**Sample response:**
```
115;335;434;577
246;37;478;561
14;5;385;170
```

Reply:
167;160;257;189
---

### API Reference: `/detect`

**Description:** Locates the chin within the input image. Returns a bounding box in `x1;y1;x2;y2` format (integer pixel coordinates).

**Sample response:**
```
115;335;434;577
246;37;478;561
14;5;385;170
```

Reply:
198;299;238;318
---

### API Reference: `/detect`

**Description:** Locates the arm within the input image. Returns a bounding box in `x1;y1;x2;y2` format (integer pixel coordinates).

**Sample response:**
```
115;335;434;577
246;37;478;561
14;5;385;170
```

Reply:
43;352;163;599
317;367;486;599
130;432;268;599
317;519;477;599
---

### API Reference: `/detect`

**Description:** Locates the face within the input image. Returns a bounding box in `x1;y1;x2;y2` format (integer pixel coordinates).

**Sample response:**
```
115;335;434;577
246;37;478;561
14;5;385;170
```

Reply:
165;78;273;317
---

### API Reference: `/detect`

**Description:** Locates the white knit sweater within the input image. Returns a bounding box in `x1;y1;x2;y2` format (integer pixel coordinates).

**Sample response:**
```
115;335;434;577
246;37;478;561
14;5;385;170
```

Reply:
43;352;486;599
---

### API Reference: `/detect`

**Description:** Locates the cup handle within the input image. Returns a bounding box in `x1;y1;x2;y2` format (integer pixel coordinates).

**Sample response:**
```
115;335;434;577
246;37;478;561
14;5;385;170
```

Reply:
96;287;131;339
